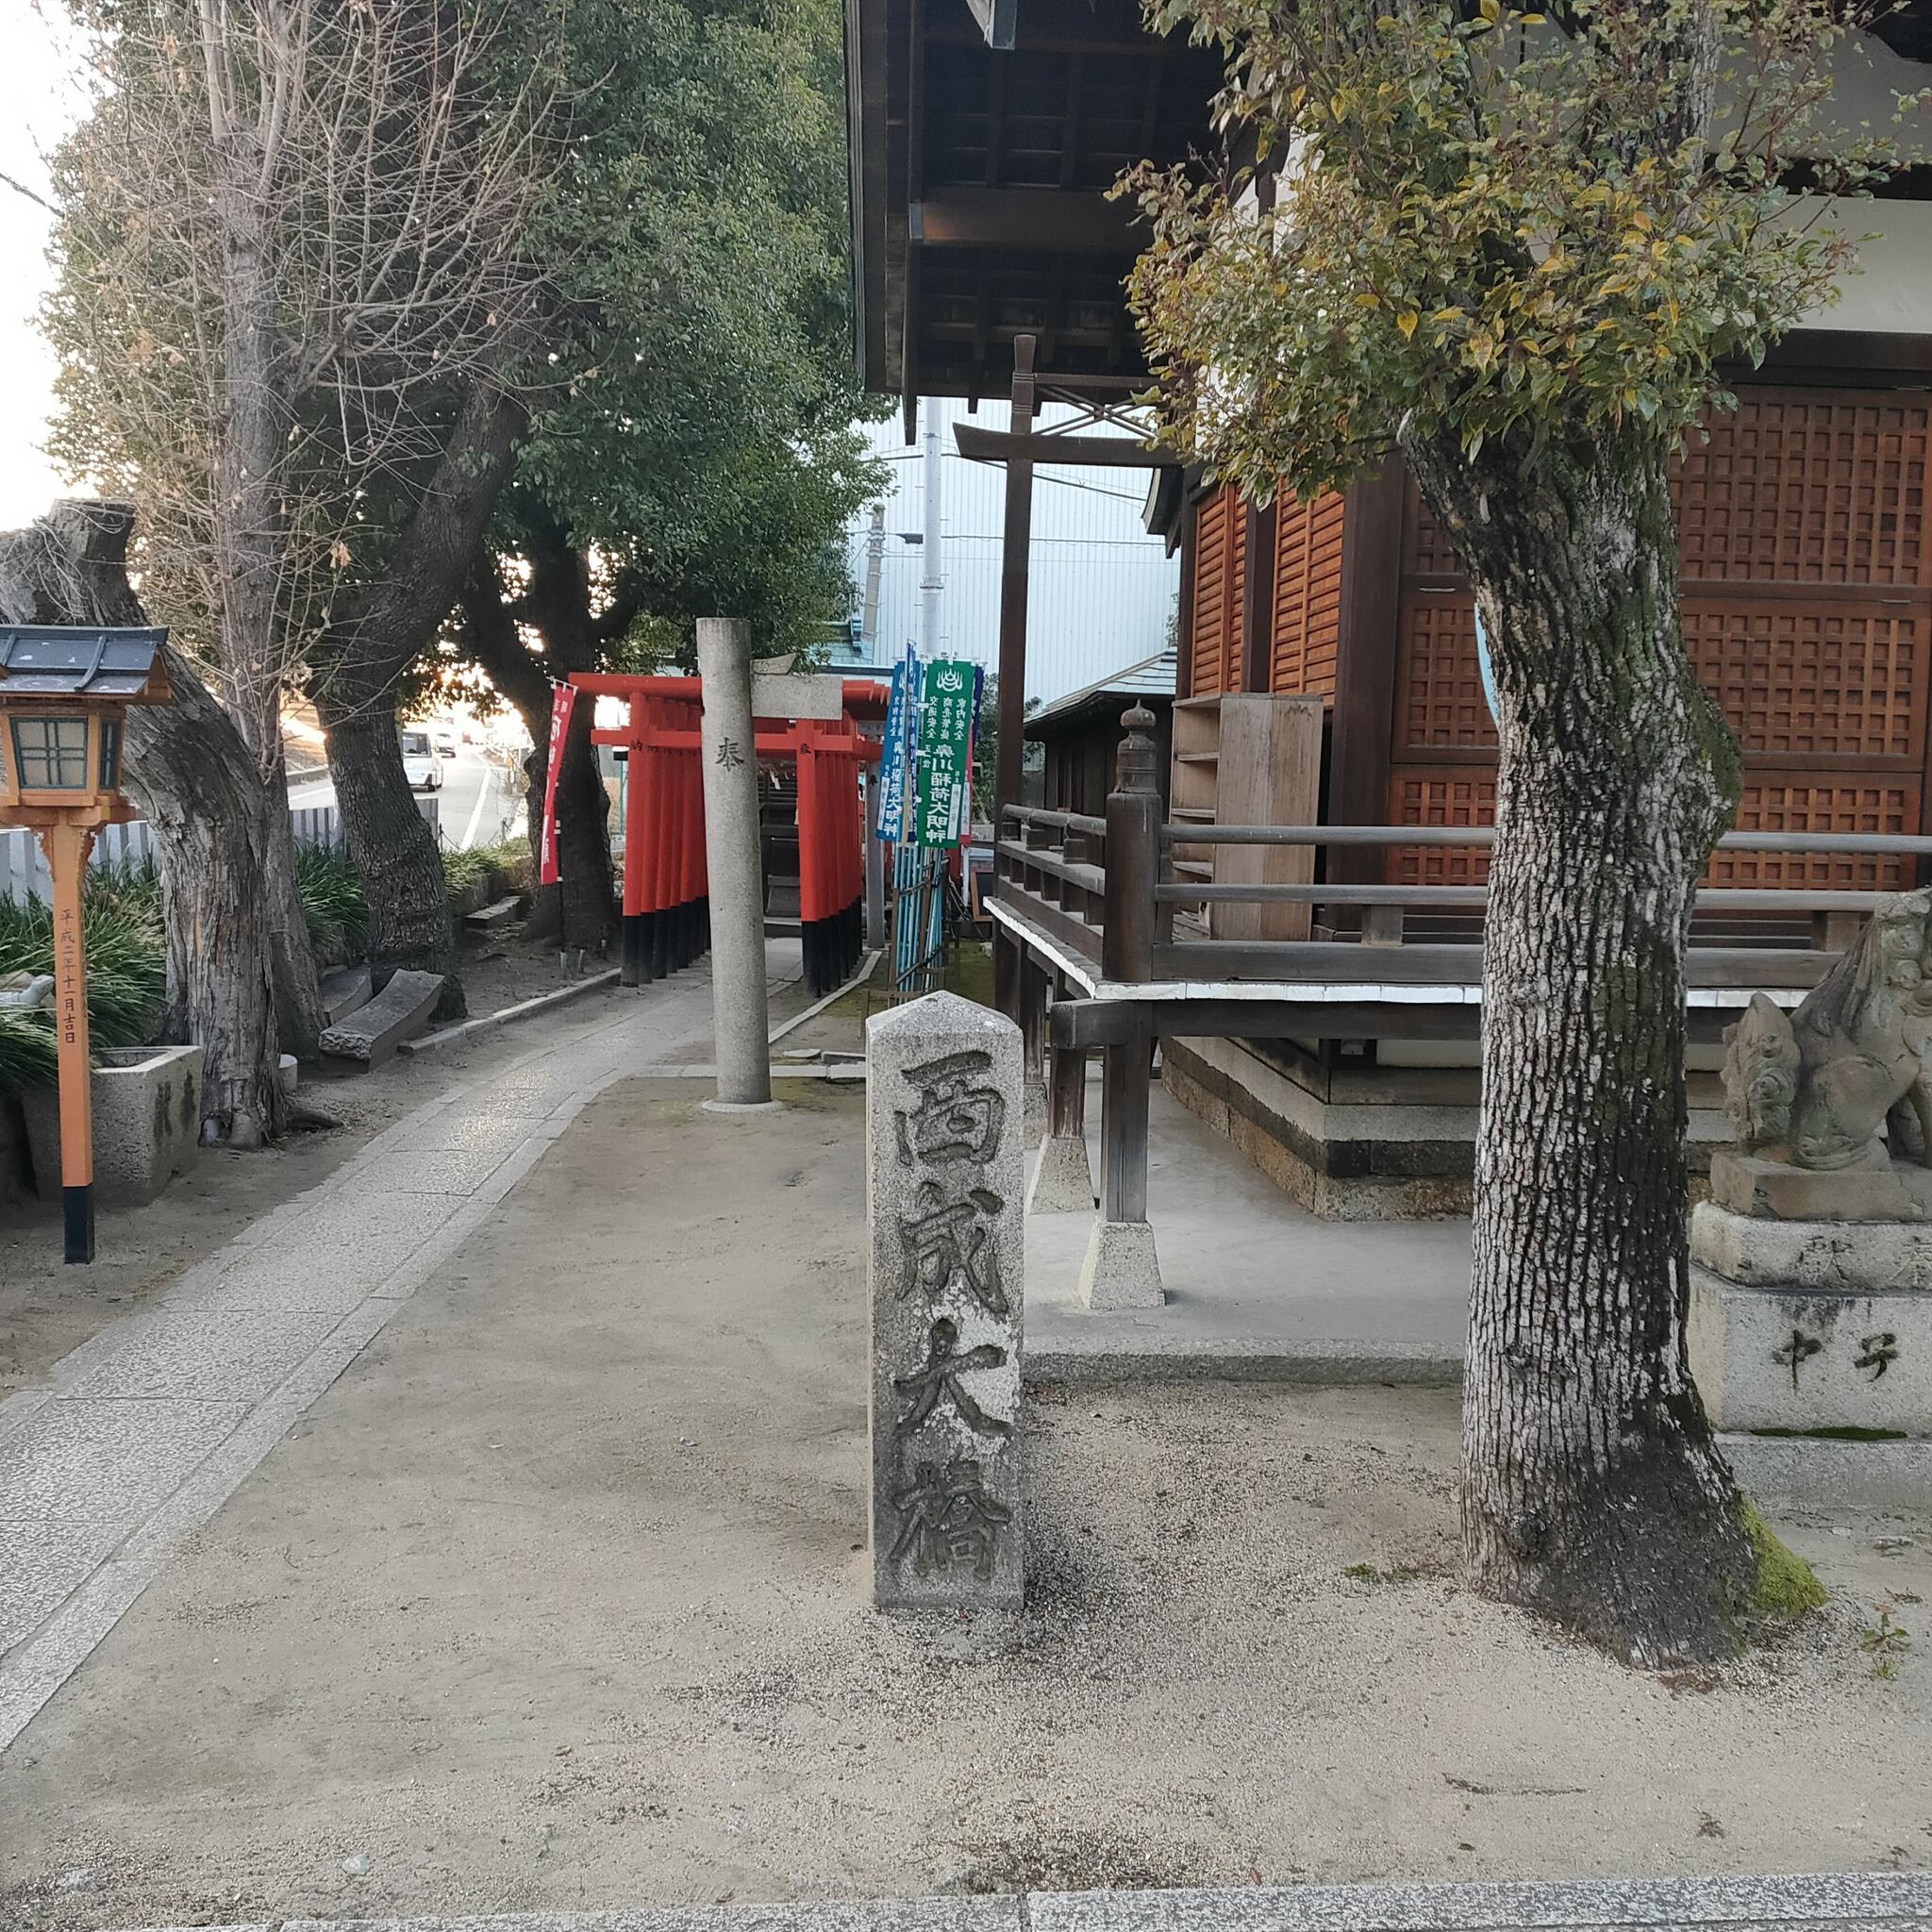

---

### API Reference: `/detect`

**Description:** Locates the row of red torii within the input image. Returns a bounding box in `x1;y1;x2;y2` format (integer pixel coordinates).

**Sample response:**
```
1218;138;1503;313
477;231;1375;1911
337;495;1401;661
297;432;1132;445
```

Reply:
569;672;890;996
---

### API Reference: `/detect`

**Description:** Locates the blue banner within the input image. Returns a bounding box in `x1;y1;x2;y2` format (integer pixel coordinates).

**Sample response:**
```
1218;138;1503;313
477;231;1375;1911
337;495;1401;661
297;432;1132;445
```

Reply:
874;642;918;842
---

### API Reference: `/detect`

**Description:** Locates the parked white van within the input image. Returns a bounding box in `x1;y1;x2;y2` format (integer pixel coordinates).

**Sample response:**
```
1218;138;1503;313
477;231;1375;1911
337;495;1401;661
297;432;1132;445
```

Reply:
400;728;442;791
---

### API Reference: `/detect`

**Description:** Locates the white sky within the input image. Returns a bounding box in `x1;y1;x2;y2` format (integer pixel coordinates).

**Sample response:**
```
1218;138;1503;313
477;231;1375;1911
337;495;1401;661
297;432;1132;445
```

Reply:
0;1;92;529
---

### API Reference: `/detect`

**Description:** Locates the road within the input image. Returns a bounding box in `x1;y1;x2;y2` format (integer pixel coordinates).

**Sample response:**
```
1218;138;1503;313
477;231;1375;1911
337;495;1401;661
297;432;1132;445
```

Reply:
286;742;521;853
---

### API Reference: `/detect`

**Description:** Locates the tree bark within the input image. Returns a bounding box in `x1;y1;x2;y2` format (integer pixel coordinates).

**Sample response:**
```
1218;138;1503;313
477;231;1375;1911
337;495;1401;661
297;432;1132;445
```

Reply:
322;702;460;999
1402;425;1754;1666
0;501;288;1146
259;763;326;1060
312;381;525;1015
458;536;617;954
554;697;616;954
125;651;291;1147
208;136;327;1063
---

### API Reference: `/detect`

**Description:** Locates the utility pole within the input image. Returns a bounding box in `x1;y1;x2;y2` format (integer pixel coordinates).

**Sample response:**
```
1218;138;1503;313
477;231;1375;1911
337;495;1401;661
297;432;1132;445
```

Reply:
920;399;943;658
861;504;886;649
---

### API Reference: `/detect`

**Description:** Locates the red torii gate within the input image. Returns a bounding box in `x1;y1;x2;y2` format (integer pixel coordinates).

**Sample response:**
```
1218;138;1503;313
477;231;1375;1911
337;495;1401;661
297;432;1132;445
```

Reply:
571;673;888;995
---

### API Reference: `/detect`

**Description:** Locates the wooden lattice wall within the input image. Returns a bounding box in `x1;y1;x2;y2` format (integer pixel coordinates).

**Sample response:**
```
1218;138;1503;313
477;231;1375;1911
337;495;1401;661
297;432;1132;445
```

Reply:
1182;481;1346;701
1269;491;1347;700
1187;482;1245;696
1387;387;1931;888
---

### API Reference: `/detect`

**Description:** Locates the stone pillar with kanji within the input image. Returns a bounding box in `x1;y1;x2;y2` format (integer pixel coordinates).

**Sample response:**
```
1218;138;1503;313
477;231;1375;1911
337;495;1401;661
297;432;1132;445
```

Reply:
867;991;1024;1612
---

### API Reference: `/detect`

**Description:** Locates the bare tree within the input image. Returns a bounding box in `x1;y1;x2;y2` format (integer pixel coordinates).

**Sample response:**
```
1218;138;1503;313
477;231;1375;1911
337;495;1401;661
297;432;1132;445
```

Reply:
46;0;558;1040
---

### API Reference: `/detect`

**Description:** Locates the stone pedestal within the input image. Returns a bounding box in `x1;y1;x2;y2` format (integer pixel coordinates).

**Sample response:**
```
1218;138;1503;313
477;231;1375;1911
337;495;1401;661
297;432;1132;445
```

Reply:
1688;1193;1932;1434
1025;1130;1094;1214
1077;1219;1164;1310
1708;1145;1932;1224
866;991;1024;1612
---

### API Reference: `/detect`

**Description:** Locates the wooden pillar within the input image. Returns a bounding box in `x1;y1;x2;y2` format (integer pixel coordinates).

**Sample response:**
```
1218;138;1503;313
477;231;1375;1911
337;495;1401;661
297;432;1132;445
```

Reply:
1098;1010;1153;1224
1102;705;1162;988
39;820;97;1263
992;334;1039;1024
1330;458;1407;889
621;726;647;986
1047;1039;1087;1140
1078;706;1163;1306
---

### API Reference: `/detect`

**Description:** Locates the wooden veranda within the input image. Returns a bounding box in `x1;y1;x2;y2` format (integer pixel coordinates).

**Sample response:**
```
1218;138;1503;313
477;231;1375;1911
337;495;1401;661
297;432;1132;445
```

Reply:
994;706;1932;1252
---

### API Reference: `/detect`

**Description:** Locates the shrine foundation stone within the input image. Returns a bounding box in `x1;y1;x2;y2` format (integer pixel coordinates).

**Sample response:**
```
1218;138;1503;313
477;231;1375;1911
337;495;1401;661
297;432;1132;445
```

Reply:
867;991;1024;1613
1688;1198;1932;1434
1025;1126;1095;1214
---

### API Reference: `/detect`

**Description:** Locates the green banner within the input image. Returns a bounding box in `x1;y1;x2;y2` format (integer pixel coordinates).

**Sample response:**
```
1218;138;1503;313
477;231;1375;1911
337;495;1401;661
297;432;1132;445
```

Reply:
911;658;974;849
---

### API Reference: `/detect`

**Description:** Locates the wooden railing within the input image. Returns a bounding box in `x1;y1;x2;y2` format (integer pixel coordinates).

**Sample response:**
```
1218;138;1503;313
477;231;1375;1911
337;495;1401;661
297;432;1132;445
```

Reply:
997;708;1928;995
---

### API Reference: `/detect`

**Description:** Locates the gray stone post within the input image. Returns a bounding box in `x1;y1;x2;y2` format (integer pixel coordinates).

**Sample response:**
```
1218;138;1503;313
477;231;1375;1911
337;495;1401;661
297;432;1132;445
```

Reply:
696;617;774;1109
867;991;1024;1612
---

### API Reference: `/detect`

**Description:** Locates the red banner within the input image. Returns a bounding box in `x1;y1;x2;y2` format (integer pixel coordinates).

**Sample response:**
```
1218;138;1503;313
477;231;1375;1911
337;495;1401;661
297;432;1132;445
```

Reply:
538;683;576;886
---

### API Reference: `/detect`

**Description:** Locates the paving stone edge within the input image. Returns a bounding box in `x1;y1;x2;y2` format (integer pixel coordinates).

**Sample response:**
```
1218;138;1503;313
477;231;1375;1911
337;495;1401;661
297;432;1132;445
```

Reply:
97;1869;1932;1932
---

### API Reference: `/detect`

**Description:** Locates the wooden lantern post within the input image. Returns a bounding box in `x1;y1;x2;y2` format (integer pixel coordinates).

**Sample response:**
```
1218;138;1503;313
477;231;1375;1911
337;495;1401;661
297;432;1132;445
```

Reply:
0;625;174;1263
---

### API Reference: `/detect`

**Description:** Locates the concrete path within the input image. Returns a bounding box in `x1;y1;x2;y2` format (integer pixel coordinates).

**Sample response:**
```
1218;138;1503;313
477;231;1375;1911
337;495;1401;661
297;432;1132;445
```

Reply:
0;955;781;1755
92;1869;1932;1931
1027;1073;1471;1379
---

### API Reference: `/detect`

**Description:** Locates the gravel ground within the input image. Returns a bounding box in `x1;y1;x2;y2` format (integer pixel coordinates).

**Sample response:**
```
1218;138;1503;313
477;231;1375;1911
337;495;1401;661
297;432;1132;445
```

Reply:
0;1080;1926;1931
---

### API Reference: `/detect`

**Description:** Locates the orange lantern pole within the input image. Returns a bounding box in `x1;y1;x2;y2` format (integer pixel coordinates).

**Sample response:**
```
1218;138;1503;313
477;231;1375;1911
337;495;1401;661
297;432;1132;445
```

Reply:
0;625;174;1264
42;818;97;1262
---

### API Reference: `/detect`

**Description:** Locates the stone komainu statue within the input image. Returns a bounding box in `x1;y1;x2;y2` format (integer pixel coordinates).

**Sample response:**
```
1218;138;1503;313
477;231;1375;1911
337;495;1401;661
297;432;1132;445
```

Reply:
1722;889;1932;1171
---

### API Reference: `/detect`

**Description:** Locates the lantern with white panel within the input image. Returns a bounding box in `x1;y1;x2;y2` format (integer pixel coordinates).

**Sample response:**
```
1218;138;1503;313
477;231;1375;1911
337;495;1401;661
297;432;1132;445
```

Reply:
0;625;173;1261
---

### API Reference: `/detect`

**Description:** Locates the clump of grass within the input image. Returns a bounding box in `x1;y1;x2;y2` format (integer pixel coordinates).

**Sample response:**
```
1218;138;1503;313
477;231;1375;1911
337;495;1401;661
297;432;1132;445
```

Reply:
1860;1607;1912;1680
442;838;531;908
1341;1560;1424;1587
1740;1498;1826;1623
0;872;166;1097
296;844;369;957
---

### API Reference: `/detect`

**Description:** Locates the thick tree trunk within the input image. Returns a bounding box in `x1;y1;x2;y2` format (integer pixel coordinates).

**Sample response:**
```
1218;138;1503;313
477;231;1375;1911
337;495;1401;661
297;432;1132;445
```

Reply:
259;761;326;1060
0;502;288;1145
555;699;617;955
318;698;463;1014
458;545;616;953
126;655;291;1147
1403;427;1754;1665
209;139;329;1062
507;698;613;950
308;382;525;1013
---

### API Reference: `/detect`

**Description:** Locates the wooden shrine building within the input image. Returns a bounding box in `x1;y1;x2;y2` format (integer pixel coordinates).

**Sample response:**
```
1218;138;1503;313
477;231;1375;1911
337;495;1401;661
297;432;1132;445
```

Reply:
846;0;1932;1270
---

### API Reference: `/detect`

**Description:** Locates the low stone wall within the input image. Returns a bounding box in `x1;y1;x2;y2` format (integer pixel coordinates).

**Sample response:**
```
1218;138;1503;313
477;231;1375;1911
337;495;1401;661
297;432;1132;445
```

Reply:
1164;1034;1732;1222
21;1042;204;1207
1162;1036;1475;1221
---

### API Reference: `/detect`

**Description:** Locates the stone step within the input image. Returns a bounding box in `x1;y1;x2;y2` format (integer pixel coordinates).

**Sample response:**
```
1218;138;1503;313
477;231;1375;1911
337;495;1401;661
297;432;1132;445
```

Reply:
319;969;444;1072
319;965;373;1027
463;893;523;932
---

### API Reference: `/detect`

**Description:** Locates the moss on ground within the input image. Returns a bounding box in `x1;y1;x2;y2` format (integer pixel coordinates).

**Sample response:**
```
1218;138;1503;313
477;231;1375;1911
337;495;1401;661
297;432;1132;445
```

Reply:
1740;1498;1826;1623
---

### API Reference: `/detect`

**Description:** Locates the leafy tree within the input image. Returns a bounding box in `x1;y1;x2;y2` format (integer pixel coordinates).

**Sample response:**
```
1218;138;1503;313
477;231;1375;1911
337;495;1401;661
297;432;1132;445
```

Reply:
1124;0;1915;1660
456;0;884;949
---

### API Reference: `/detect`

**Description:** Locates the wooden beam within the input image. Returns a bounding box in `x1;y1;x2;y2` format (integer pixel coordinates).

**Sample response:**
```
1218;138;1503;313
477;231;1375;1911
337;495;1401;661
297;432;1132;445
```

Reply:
955;423;1176;467
911;186;1140;253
